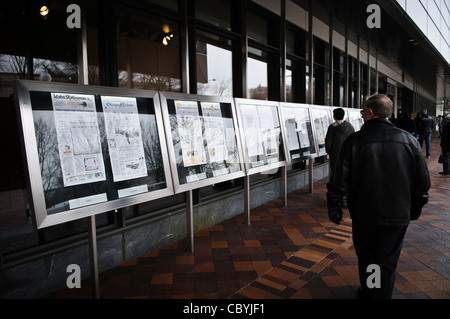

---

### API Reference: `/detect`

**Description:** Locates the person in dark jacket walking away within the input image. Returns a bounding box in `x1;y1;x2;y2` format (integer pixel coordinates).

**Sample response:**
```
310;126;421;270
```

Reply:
440;114;450;175
418;109;435;158
325;108;354;172
326;94;431;299
397;112;416;135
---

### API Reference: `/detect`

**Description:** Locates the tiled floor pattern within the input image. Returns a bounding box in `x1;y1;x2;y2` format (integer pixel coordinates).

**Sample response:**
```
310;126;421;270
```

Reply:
46;136;450;299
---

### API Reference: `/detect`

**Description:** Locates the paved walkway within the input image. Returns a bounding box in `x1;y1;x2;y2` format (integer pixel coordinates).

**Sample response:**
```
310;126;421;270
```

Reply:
46;135;450;300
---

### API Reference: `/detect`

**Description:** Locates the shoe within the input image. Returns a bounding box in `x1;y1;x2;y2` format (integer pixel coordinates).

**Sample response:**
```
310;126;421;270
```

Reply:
426;156;430;158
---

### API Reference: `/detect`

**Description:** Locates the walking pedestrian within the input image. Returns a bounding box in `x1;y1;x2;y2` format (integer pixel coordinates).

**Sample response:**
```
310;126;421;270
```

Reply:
418;109;435;158
325;108;355;172
440;114;450;175
326;94;431;299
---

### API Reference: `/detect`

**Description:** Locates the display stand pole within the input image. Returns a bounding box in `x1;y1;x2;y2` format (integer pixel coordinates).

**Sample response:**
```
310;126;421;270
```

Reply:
88;216;100;299
79;2;100;300
309;159;314;194
281;166;288;207
186;190;194;253
244;176;251;225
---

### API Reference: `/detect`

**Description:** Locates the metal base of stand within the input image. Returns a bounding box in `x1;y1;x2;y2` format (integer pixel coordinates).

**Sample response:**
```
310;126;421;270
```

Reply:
88;215;100;299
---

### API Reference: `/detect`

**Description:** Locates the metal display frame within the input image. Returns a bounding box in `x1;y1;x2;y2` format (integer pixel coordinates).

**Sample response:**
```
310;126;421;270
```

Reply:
280;102;319;163
159;91;246;251
159;92;246;193
234;98;288;175
346;107;364;132
14;80;174;230
234;98;289;222
310;105;334;157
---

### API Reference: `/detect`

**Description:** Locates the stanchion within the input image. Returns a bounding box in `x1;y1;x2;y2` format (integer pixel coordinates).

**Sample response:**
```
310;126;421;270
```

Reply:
186;190;194;253
244;176;251;225
88;215;100;299
281;166;288;207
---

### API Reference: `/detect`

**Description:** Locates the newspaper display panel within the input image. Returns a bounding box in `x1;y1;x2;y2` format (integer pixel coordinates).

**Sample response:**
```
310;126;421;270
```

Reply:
15;80;173;228
346;107;364;131
159;92;245;194
280;103;318;162
234;99;287;175
310;106;333;156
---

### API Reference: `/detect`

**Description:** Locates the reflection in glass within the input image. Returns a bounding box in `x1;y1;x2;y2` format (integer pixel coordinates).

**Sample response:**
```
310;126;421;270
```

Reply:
286;68;292;102
197;43;233;97
247;57;268;100
116;5;181;92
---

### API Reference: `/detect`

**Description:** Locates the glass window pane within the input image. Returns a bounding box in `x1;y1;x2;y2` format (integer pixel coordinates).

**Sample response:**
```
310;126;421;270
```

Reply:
116;5;181;92
145;0;178;11
286;68;292;102
196;0;232;31
287;59;307;103
247;11;268;45
0;1;81;254
0;2;78;85
197;42;233;97
247;57;268;100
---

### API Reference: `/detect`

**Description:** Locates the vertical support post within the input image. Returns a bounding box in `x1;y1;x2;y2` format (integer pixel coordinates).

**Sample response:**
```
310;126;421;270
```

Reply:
77;0;88;86
88;216;100;299
356;35;361;108
240;0;248;98
329;13;334;107
308;0;314;105
281;166;288;207
309;159;314;194
280;0;286;102
81;4;99;300
244;176;251;225
344;25;349;107
180;0;190;94
186;190;194;253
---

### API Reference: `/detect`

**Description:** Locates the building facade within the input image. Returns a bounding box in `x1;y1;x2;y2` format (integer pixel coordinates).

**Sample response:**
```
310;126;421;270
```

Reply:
0;0;449;298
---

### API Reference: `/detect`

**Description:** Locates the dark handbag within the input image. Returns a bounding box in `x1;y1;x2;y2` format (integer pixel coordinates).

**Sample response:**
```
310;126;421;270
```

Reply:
438;153;444;164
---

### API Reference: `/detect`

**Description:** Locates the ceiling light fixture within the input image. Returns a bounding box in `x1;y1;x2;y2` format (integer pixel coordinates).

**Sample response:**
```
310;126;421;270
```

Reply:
40;6;49;19
162;33;174;46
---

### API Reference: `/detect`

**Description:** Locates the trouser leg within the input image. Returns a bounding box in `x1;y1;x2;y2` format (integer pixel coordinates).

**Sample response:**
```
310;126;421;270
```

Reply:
352;221;407;299
443;151;450;173
425;133;431;157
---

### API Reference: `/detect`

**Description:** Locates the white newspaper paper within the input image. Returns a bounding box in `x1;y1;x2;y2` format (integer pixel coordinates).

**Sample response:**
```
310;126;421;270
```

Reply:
175;100;207;167
51;93;106;187
101;96;148;182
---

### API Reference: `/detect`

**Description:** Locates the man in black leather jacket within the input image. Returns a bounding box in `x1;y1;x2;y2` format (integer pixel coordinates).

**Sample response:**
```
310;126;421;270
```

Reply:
326;94;431;299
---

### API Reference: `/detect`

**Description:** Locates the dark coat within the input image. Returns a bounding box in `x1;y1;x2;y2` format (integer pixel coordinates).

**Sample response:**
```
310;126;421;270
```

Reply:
441;122;450;152
325;121;354;171
418;116;434;134
327;118;431;226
